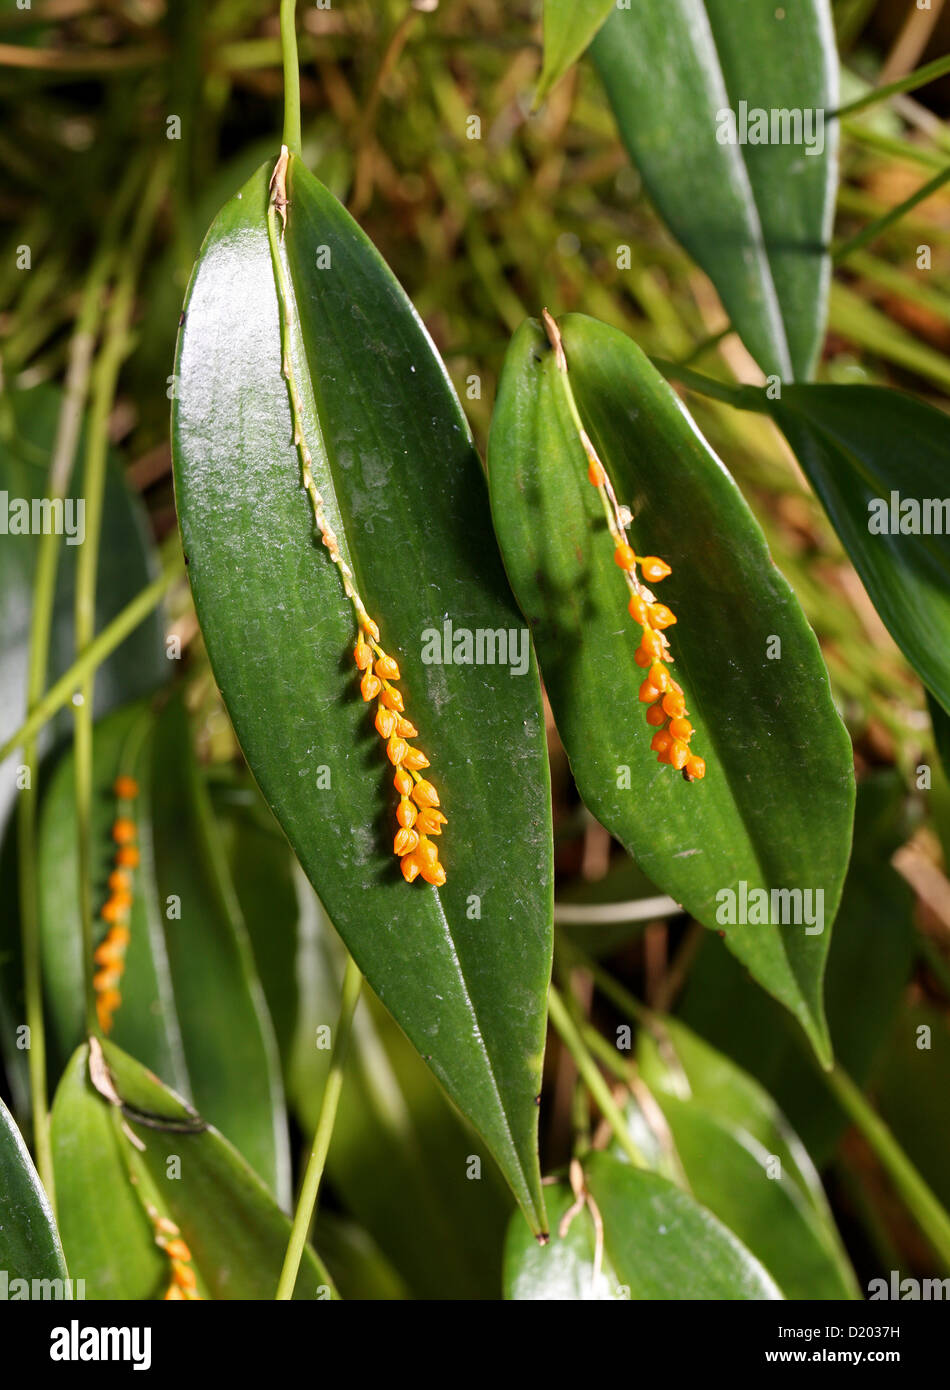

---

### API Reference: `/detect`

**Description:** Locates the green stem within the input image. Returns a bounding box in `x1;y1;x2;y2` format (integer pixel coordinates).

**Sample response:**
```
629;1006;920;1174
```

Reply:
834;163;950;263
73;159;168;1034
0;563;181;769
276;954;362;1299
834;54;950;120
547;985;647;1169
279;0;302;154
823;1064;950;1273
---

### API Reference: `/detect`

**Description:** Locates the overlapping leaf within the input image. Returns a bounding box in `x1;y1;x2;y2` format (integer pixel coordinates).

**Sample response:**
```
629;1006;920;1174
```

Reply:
488;312;854;1060
592;0;838;379
37;697;289;1200
535;0;614;104
0;1096;68;1287
172;157;552;1230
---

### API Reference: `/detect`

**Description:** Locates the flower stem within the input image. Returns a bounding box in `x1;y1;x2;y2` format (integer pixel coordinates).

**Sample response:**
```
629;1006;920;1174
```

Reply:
279;0;302;154
276;954;362;1299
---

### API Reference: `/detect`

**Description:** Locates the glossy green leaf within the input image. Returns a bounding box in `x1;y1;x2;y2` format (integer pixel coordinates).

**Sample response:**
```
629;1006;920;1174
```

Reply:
488;312;854;1059
635;1019;859;1298
38;697;290;1201
679;772;916;1165
536;0;614;104
51;1042;332;1300
0;383;166;834
591;0;838;379
0;1096;69;1287
765;385;950;715
172;157;552;1230
504;1153;781;1300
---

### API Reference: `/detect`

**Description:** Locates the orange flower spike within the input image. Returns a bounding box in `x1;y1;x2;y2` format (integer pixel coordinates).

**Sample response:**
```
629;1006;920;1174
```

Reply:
394;767;413;796
375;705;397;740
375;654;400;681
394;827;420;857
401;852;422;883
386;734;409;767
116;846;140;868
614;543;637;571
112;818;136;845
360;670;381;702
112;776;139;800
396;797;417;829
411;779;440;809
402;747;430;771
380;686;404;713
641;556;672;584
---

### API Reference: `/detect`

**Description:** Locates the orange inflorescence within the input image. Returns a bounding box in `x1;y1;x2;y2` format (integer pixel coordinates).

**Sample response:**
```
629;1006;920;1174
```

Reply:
147;1208;202;1301
355;622;447;885
590;493;705;782
94;776;140;1032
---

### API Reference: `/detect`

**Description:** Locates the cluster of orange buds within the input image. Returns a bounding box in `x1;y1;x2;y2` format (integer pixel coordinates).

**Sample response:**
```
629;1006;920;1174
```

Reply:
147;1207;202;1301
93;776;141;1033
354;619;447;885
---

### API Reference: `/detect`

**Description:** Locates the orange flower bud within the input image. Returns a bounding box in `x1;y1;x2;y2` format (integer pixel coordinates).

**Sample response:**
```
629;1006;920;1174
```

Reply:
651;730;672;754
648;661;670;692
685;755;706;781
394;827;420;857
639;679;661;704
395;716;418;738
93;965;120;990
416;838;439;870
669;716;692;742
421;860;447;887
164;1285;185;1302
614;543;637;571
645;705;667;728
628;594;650;625
112;776;139;800
116;846;140;868
588;460;606;487
650;603;677;629
640;556;671;583
416;809;447;835
400;852;421;883
108;869;131;893
360;670;381;701
402;747;430;771
668;739;689;771
394;768;413;796
93;941;121;966
172;1262;197;1291
101;897;129;923
375;706;397;739
96;986;121;1013
396;798;417;829
411;779;440;809
634;647;651;669
361;617;380;642
164;1239;192;1263
380;687;404;712
656;746;672;765
96;997;117;1033
375;654;401;680
353;639;372;671
661;690;685;719
641;629;664;660
112;818;136;845
386;735;409;766
109;925;131;947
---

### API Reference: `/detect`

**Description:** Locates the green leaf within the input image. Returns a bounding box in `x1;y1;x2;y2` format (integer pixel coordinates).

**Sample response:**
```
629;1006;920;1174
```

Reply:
872;1002;950;1214
504;1153;781;1300
172;158;552;1230
488;313;854;1059
635;1019;859;1298
38;697;290;1201
591;0;838;379
536;0;615;104
678;772;917;1165
51;1042;333;1300
765;385;950;715
0;1096;69;1286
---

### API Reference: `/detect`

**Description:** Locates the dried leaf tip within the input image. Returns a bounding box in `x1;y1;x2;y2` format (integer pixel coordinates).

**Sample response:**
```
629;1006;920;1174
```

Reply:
355;626;448;884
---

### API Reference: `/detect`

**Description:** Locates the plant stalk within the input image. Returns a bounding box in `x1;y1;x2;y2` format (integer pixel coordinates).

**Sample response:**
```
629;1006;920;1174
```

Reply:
279;0;302;154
